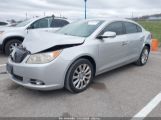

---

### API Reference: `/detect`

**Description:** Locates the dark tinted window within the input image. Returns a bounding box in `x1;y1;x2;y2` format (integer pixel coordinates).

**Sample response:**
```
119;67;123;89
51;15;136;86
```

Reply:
31;18;49;29
51;19;69;28
101;22;125;35
124;22;138;34
0;22;7;26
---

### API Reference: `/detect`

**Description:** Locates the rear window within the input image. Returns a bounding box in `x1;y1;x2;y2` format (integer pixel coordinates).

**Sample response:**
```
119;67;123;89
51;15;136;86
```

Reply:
51;19;69;28
124;22;142;34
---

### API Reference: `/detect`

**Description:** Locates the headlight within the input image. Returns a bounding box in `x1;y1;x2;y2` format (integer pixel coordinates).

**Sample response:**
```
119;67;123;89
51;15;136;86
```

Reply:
0;31;4;35
27;50;62;64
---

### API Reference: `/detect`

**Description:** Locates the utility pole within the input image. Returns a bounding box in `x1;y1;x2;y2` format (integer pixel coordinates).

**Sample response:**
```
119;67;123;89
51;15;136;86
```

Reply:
84;0;87;19
132;12;134;19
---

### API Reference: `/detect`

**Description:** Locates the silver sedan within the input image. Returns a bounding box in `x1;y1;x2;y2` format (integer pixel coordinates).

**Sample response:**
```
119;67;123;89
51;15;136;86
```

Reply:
6;18;151;93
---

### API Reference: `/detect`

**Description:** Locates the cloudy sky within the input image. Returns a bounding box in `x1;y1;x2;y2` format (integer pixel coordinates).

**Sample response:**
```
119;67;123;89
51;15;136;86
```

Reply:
0;0;161;21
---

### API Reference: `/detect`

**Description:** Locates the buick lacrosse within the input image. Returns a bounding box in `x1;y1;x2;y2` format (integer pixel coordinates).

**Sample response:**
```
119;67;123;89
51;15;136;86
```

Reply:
7;18;151;93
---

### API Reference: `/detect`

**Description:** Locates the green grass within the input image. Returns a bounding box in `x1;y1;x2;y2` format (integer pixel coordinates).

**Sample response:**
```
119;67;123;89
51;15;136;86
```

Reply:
136;20;161;43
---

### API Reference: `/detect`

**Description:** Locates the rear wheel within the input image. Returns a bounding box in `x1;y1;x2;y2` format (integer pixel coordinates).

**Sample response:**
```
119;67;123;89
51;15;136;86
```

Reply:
4;39;22;55
65;59;94;93
135;46;150;66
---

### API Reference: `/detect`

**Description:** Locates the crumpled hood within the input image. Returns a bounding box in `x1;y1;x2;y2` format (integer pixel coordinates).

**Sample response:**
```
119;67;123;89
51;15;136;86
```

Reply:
23;31;85;54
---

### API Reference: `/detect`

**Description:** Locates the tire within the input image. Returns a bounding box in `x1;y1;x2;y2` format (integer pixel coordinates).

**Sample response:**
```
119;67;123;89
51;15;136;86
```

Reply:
135;46;150;66
65;58;94;93
4;39;22;55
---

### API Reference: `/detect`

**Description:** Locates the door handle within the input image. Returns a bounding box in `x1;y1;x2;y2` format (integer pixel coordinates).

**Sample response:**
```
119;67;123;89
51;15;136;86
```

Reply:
122;41;128;46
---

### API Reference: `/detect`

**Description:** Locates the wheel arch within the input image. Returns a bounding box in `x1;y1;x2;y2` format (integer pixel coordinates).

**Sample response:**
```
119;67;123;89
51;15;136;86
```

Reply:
78;55;96;76
144;43;151;51
68;55;96;76
64;55;97;87
2;36;24;51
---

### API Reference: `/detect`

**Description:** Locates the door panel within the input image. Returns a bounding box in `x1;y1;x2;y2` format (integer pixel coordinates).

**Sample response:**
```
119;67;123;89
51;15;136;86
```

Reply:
126;33;145;59
98;35;129;73
47;27;61;33
96;21;130;73
124;22;145;60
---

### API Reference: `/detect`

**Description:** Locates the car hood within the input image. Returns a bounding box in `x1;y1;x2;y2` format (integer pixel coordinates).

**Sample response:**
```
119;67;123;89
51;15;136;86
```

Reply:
23;31;85;54
0;26;24;31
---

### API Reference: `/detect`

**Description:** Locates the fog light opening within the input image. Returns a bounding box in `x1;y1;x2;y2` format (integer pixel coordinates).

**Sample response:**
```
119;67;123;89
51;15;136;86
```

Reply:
30;79;45;85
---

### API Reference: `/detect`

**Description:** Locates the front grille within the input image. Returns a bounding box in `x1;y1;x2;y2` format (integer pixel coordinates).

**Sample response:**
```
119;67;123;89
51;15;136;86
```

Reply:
11;47;30;63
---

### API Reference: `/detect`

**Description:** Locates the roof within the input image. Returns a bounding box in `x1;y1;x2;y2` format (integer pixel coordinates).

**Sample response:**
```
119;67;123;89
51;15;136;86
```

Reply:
85;17;135;22
81;17;141;27
26;16;68;22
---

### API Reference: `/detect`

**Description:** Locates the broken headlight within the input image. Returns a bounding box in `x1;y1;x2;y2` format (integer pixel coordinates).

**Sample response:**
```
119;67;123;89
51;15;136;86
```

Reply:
27;50;62;64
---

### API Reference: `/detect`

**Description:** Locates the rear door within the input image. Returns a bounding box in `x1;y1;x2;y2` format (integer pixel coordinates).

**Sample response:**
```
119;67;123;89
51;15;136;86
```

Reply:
97;21;129;73
123;22;145;59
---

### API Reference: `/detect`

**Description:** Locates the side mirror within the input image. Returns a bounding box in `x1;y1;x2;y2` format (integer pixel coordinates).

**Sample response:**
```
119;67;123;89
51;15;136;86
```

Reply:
97;31;116;39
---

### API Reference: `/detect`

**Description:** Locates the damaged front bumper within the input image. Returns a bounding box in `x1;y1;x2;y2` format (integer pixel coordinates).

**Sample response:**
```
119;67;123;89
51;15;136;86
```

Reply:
6;55;70;91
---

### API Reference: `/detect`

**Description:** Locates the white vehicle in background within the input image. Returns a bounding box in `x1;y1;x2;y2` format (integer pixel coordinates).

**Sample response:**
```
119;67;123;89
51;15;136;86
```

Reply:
0;16;70;55
0;21;10;27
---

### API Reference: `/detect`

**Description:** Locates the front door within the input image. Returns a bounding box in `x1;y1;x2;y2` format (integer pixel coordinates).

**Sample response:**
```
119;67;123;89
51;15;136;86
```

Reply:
97;21;129;73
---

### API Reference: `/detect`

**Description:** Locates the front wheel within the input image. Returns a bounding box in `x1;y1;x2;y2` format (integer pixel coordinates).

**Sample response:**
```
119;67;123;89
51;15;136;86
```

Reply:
65;59;94;93
4;39;22;55
135;46;150;66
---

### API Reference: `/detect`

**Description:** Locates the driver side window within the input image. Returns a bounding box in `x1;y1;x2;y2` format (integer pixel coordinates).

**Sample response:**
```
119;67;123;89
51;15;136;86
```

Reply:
101;21;125;35
30;18;49;29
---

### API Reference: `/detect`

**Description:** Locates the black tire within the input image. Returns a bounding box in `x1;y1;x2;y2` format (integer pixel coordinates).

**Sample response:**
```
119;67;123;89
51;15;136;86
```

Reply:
4;39;22;55
135;46;150;66
65;58;94;93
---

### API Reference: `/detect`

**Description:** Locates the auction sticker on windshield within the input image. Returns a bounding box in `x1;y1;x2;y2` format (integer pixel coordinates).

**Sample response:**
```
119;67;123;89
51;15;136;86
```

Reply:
88;21;100;25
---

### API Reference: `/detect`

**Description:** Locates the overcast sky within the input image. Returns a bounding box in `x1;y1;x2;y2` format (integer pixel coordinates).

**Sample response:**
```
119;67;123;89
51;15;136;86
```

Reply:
0;0;161;21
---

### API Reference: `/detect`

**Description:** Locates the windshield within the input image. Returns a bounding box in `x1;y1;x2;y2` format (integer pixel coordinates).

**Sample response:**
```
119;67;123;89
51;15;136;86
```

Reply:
56;20;104;37
15;19;33;27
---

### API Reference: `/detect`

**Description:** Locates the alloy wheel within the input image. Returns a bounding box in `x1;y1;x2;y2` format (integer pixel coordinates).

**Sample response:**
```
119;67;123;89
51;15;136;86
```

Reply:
72;64;92;90
9;42;20;52
141;48;149;64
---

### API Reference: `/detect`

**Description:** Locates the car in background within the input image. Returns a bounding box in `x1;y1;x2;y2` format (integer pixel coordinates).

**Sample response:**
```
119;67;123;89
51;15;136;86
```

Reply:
0;16;70;55
0;21;10;27
0;21;16;27
7;18;151;93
